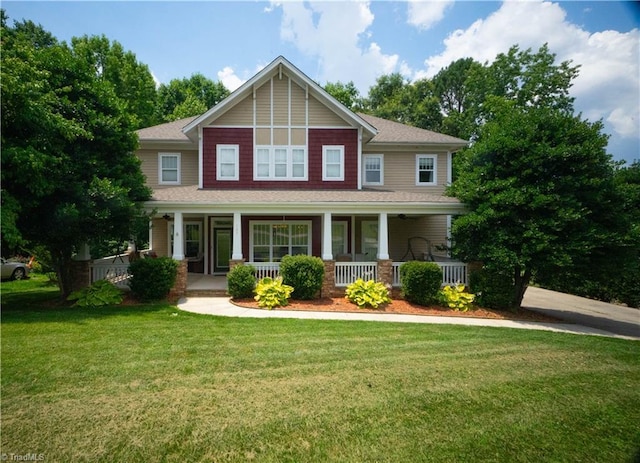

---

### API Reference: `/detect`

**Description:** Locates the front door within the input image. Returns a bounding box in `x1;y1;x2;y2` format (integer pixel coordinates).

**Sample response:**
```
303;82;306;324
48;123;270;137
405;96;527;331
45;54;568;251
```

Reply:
213;228;232;273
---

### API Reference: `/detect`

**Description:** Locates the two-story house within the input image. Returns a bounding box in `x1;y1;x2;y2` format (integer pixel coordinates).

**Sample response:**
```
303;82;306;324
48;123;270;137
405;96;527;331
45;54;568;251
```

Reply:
136;56;468;292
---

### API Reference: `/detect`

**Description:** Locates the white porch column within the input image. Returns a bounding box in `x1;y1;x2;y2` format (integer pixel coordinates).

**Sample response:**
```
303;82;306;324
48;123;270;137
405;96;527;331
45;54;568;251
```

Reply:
232;212;243;260
377;212;389;260
322;212;333;260
172;212;185;260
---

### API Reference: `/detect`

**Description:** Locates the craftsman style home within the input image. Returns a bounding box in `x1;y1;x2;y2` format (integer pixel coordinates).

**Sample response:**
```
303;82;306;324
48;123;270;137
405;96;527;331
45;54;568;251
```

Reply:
133;56;468;293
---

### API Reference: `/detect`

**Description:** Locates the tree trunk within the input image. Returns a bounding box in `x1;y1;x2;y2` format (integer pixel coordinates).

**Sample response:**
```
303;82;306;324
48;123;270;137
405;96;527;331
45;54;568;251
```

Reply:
513;267;532;308
54;253;74;300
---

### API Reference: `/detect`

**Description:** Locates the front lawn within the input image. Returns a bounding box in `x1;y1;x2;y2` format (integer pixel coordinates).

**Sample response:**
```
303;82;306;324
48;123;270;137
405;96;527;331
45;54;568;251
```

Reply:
2;276;639;462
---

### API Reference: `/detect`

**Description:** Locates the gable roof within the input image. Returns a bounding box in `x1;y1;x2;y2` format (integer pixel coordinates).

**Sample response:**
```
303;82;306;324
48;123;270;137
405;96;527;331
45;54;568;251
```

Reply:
136;116;197;142
181;56;378;142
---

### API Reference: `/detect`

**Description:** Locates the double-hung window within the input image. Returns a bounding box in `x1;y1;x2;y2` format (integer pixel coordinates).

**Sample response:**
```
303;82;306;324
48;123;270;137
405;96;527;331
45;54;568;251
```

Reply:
254;146;307;180
250;221;311;262
416;154;437;185
159;153;180;185
322;145;344;181
217;145;239;181
363;154;383;185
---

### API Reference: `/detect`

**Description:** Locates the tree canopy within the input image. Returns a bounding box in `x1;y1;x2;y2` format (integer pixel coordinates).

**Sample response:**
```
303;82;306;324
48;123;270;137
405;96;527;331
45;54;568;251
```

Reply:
1;13;151;296
155;73;229;122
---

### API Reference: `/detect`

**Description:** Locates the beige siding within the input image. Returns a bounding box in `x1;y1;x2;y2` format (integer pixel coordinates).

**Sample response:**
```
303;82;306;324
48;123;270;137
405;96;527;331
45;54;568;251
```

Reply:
256;128;270;145
138;149;199;189
255;83;271;125
213;97;253;126
291;81;306;125
308;95;349;126
150;219;170;257
273;128;288;145
362;149;449;194
291;128;306;145
388;216;450;261
272;77;289;126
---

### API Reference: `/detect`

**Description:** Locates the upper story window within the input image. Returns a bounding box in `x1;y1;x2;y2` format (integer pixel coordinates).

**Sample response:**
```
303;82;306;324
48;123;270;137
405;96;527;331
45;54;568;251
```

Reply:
322;145;344;181
159;153;180;185
217;144;239;181
416;154;437;186
363;154;383;185
254;146;307;181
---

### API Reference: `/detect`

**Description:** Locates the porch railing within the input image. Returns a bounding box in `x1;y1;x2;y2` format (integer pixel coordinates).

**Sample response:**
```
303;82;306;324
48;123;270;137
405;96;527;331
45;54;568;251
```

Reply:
392;262;468;287
249;262;281;280
91;255;131;289
335;262;378;287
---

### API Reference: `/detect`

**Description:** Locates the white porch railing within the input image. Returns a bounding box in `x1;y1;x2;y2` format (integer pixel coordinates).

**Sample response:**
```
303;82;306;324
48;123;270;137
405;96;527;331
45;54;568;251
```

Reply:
91;255;131;289
249;262;281;280
335;262;378;287
392;261;468;287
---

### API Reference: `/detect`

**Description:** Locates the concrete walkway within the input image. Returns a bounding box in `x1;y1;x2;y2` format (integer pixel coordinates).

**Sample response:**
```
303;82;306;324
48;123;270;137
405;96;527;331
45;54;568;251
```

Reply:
177;292;639;340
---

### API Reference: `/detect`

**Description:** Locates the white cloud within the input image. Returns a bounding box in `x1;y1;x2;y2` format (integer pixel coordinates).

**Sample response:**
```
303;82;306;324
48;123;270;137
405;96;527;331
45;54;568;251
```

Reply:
150;70;161;89
407;0;454;30
217;66;245;92
415;0;639;155
274;0;398;92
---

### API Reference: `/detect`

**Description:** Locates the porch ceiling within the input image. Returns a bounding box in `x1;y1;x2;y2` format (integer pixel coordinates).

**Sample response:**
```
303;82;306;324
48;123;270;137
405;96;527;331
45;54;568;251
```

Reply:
147;186;466;215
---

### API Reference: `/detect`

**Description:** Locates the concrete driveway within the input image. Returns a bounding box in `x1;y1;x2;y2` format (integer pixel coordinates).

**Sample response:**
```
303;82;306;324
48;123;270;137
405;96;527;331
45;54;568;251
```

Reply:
522;286;640;339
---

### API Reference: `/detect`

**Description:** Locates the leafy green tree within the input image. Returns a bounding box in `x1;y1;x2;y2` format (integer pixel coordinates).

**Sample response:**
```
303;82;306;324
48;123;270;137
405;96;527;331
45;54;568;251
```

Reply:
156;73;229;122
70;35;158;129
1;14;151;297
450;97;620;308
432;57;481;139
324;81;363;111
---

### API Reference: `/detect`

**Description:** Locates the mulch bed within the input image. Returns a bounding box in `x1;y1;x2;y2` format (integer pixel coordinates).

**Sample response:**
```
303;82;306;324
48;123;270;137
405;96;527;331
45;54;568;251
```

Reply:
231;297;561;323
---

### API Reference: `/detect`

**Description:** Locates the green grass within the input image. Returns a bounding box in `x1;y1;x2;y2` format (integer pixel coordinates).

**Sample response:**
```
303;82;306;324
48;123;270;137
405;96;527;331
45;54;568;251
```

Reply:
2;275;640;462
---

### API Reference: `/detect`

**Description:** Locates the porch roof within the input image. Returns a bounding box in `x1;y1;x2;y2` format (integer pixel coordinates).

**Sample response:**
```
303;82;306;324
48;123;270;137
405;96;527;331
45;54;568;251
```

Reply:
147;186;466;214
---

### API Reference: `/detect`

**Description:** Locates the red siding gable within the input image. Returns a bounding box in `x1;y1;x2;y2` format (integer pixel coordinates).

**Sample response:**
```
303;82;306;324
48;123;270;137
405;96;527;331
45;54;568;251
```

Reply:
202;127;359;190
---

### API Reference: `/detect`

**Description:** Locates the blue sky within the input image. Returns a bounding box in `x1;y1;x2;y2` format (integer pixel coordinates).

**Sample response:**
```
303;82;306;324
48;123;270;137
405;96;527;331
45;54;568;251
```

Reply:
3;1;639;163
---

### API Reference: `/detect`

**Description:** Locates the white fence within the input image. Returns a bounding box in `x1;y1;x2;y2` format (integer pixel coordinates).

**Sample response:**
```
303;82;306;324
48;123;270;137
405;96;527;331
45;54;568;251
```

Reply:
392;262;467;287
249;262;281;280
335;262;378;287
91;256;131;289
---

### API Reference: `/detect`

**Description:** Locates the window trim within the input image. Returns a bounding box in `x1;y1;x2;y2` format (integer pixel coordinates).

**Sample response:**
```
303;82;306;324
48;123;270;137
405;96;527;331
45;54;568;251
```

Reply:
158;152;181;185
416;154;437;186
216;144;239;181
253;146;308;181
363;154;384;186
249;220;312;262
322;145;345;181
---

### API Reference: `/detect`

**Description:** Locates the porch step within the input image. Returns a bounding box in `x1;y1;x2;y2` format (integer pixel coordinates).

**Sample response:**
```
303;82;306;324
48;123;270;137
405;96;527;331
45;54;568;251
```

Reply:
185;289;229;298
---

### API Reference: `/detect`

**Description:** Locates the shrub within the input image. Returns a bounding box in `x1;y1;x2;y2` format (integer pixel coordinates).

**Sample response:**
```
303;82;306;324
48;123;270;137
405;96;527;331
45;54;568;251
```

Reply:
440;284;475;312
67;280;124;307
399;261;442;306
227;264;256;299
254;277;293;309
128;257;178;301
469;267;516;310
345;279;391;309
280;255;324;300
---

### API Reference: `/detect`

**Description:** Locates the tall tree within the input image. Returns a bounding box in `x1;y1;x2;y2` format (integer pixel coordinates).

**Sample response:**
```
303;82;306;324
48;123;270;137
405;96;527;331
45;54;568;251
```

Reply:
1;14;151;297
70;35;158;129
445;44;615;308
324;81;363;111
156;73;229;122
450;97;620;308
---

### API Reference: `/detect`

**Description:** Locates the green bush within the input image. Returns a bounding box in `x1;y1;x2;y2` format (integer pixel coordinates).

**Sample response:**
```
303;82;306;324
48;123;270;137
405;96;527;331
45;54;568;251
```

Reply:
129;257;178;301
440;284;475;312
67;280;124;307
469;267;516;310
345;279;391;309
399;261;443;306
280;255;325;300
227;264;256;299
254;277;293;309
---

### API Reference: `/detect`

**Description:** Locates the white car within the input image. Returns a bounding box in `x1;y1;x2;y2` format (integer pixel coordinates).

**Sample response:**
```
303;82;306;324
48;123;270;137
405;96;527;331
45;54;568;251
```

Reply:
1;257;30;280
